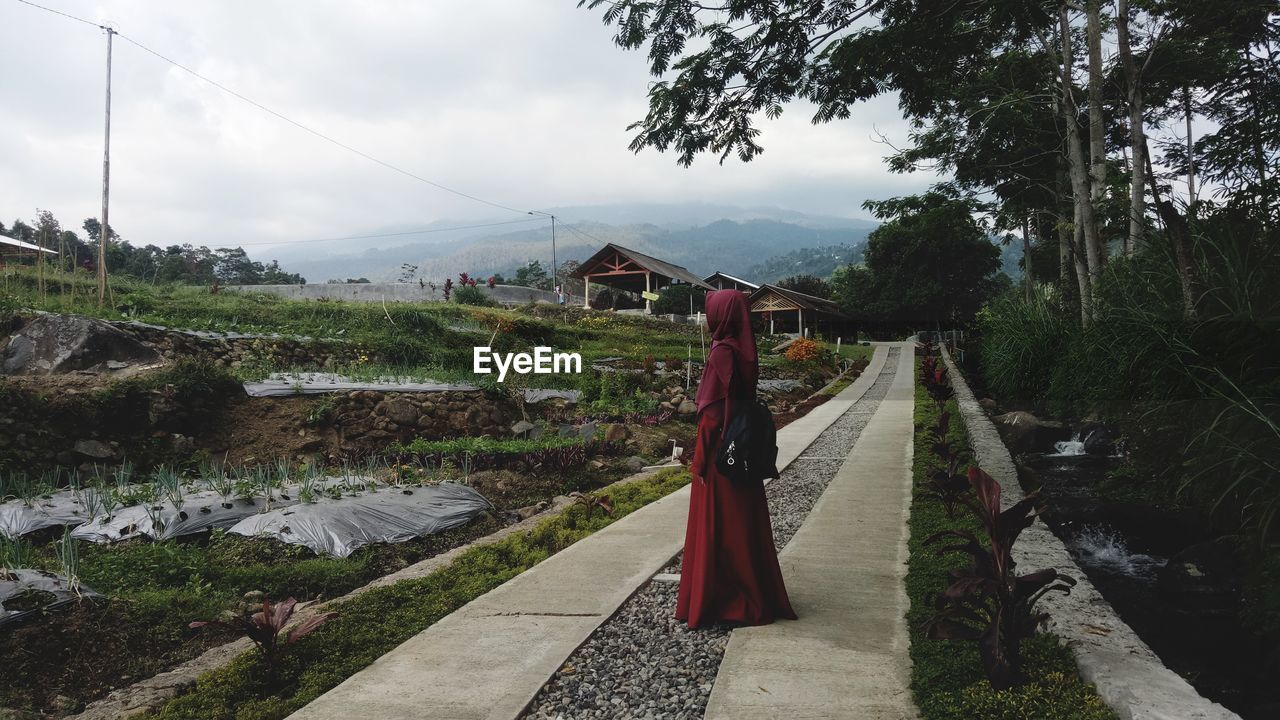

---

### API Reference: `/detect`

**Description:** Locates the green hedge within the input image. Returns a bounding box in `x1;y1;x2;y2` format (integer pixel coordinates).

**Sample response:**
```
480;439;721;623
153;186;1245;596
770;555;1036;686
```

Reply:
151;468;691;720
906;361;1115;720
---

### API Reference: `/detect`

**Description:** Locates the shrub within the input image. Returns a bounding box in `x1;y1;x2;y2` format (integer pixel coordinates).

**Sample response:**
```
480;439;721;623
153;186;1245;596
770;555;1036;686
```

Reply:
190;598;334;673
452;285;495;307
784;337;822;363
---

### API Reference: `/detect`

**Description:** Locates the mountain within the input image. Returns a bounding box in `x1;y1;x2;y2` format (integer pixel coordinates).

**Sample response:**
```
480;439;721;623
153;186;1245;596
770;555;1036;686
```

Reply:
746;243;867;282
254;203;880;283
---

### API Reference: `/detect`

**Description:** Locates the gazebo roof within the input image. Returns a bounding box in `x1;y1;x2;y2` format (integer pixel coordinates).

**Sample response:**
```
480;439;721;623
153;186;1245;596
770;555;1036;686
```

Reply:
748;284;847;318
572;243;712;292
703;271;759;290
0;236;57;255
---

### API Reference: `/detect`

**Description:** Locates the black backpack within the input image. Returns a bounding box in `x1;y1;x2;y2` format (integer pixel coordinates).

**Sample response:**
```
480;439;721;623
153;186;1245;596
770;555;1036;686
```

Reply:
714;355;780;484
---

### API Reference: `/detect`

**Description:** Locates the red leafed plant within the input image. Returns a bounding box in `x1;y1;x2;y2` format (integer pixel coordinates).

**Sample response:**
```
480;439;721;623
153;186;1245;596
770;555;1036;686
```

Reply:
572;492;615;518
443;278;454;301
924;468;1075;690
459;272;478;288
487;275;497;288
190;597;335;671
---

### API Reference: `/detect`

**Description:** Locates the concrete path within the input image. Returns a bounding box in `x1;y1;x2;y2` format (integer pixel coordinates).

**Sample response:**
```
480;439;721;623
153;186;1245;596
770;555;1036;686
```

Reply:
704;343;918;720
288;347;891;720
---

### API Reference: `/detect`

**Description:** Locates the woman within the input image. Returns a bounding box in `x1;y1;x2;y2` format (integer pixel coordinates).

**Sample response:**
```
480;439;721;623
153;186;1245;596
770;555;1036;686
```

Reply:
676;290;796;629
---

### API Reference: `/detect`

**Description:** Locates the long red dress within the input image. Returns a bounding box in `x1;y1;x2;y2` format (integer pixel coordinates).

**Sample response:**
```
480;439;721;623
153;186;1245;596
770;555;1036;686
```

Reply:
675;292;796;629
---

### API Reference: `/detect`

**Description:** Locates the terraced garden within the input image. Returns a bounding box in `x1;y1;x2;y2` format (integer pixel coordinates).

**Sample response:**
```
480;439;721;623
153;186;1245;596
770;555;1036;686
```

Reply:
0;265;867;718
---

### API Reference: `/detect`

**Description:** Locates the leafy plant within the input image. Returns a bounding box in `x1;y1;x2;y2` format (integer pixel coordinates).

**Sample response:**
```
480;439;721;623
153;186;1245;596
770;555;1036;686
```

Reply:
0;535;32;577
785;336;823;363
924;468;1076;690
571;492;614;518
189;597;335;672
927;454;972;519
55;528;82;596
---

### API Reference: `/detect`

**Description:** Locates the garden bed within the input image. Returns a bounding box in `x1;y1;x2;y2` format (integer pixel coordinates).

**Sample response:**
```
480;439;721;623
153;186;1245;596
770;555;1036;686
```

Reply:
905;354;1116;720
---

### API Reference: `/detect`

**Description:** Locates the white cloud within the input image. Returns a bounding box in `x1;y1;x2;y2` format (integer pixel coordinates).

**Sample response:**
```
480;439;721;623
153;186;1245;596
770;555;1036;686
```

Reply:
0;0;936;251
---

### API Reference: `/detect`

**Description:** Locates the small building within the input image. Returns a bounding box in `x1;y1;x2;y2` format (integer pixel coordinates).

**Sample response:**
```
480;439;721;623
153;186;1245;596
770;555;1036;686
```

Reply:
703;272;759;293
572;243;711;313
748;283;854;340
0;236;57;265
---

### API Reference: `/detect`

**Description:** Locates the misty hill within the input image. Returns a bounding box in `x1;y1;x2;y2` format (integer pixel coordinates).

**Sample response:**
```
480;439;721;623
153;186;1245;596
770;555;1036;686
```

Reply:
747;243;866;283
260;203;878;283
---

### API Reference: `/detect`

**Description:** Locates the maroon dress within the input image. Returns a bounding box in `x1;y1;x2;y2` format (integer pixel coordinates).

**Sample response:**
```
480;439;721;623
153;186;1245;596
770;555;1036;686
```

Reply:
675;292;796;629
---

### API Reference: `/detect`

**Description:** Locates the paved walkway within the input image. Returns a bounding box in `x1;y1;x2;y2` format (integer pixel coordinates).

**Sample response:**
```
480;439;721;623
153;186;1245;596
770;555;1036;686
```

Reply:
704;343;917;719
289;347;893;720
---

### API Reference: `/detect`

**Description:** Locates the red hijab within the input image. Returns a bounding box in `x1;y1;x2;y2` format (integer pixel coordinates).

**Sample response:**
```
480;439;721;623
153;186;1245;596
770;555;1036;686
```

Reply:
695;290;759;411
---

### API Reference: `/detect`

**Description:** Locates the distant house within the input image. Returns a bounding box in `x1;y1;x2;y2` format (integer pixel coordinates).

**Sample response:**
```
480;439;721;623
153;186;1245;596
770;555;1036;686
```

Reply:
748;283;854;340
703;272;759;293
0;235;57;264
572;243;711;313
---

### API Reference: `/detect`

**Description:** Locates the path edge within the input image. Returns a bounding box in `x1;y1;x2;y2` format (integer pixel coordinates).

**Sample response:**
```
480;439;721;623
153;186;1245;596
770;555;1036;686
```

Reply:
940;346;1239;720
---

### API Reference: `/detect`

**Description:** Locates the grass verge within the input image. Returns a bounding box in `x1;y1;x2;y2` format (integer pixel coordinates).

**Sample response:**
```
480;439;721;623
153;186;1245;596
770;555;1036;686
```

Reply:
906;359;1116;720
149;467;691;720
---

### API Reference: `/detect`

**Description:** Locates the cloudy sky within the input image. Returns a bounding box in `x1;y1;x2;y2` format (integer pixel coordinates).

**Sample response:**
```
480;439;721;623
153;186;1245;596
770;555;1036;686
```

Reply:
1;0;934;252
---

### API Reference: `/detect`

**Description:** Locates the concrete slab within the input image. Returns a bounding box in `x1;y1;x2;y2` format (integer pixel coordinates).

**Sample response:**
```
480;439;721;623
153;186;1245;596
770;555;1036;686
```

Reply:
287;347;891;720
704;343;918;720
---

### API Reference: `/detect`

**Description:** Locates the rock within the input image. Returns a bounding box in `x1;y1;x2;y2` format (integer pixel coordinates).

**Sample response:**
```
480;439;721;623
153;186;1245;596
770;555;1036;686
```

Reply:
511;420;537;436
624;456;647;472
1157;537;1243;611
578;421;598;441
2;314;160;375
383;399;420;426
589;459;605;469
73;439;115;460
992;411;1072;454
978;397;1001;414
558;424;578;438
603;424;631;443
1079;423;1116;456
105;360;129;370
676;399;698;415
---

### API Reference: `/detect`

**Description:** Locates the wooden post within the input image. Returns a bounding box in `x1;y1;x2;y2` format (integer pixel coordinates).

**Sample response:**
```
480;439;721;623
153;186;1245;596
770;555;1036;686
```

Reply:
582;276;591;308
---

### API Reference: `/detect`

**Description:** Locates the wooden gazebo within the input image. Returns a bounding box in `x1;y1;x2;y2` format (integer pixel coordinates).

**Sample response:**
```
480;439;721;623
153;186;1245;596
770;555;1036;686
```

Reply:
572;243;711;313
748;284;854;340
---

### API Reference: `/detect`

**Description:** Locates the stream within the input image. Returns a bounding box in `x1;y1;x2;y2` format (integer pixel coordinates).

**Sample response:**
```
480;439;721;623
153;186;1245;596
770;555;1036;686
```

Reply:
1025;433;1279;719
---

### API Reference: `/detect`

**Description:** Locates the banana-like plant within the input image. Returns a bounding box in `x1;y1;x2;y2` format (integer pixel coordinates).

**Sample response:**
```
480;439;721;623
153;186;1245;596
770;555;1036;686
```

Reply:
190;597;335;673
924;467;1076;689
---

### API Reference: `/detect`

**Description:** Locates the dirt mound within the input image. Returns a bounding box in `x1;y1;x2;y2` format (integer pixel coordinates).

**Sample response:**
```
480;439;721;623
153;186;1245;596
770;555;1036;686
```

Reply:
2;314;160;375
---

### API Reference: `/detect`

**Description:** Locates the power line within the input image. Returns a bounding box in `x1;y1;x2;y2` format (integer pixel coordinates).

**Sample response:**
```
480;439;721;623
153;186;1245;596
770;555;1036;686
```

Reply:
233;217;545;247
14;0;531;217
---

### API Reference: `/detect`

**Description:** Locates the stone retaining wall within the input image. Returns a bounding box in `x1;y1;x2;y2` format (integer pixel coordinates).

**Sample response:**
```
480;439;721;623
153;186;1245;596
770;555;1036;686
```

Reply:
225;283;559;306
940;346;1238;720
116;323;366;370
329;390;514;454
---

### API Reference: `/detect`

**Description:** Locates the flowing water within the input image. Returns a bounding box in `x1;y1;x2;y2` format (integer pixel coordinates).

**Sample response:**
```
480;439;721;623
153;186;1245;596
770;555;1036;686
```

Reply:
1027;441;1278;718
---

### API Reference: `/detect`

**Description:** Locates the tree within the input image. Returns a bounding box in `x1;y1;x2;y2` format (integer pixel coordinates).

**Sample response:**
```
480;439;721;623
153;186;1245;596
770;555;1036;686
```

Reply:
777;274;832;299
831;190;1001;328
654;283;705;315
513;260;552;290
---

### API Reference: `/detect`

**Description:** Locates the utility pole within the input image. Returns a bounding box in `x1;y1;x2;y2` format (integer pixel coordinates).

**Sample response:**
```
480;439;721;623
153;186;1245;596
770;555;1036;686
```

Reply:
99;26;115;308
527;210;557;293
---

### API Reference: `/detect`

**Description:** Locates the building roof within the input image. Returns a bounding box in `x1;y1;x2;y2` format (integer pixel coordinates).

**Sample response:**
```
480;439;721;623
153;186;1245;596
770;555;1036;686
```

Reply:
748;283;847;317
703;271;760;290
573;243;712;290
0;236;57;254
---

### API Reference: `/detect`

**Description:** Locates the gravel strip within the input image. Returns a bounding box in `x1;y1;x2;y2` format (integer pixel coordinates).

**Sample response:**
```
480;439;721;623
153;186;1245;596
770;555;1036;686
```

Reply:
521;349;900;720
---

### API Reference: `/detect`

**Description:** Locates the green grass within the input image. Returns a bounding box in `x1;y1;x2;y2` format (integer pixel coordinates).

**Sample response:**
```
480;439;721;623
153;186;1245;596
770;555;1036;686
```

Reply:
906;359;1116;720
828;340;874;362
1;267;699;373
149;467;691;720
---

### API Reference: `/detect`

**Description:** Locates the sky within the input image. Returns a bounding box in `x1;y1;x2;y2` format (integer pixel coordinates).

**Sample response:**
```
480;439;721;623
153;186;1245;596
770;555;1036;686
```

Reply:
0;0;934;252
